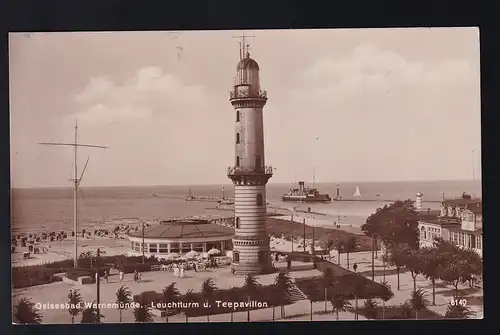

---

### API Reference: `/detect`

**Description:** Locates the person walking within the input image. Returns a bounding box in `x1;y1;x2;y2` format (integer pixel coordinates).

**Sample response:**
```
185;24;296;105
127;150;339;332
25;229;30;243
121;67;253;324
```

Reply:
119;269;124;282
104;270;109;283
138;271;142;283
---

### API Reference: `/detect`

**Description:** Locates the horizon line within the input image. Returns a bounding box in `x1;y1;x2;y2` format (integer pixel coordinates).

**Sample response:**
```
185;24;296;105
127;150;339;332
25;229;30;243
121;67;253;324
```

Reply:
11;178;482;190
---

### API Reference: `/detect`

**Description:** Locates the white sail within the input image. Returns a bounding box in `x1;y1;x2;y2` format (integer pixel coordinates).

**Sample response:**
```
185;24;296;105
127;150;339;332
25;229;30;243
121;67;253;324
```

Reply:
354;185;361;197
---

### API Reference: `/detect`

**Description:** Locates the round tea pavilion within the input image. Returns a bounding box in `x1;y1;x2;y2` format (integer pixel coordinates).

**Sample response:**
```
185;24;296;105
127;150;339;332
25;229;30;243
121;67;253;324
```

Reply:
127;219;234;257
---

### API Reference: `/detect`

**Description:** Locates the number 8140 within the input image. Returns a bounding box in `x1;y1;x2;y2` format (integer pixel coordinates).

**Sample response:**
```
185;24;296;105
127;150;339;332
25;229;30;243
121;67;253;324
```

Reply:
450;299;467;306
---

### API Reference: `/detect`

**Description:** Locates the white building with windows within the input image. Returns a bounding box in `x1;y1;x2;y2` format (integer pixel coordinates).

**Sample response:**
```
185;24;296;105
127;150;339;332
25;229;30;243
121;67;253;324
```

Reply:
127;219;234;258
418;197;482;258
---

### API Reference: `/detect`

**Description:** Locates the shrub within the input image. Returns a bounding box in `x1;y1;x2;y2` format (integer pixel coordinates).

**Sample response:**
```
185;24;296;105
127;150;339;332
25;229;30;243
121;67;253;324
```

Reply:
133;291;162;306
12;267;56;288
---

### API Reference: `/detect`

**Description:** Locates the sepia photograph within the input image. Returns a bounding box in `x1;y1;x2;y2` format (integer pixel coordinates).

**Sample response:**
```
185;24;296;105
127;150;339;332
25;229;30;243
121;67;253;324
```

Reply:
9;28;482;324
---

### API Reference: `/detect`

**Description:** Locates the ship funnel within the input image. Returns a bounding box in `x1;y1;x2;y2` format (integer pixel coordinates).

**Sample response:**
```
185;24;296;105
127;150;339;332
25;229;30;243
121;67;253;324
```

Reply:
299;181;305;193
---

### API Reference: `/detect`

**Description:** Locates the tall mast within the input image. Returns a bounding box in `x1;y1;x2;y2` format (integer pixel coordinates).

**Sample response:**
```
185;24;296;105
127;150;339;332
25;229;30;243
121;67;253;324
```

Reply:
73;122;78;269
472;149;475;181
40;121;108;267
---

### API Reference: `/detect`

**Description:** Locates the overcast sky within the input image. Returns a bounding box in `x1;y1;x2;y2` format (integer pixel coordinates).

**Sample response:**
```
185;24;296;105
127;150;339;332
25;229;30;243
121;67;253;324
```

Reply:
9;28;481;188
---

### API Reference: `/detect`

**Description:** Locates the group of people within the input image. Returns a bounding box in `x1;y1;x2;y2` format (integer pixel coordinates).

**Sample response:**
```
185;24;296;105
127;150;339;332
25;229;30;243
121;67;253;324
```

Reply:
133;270;143;282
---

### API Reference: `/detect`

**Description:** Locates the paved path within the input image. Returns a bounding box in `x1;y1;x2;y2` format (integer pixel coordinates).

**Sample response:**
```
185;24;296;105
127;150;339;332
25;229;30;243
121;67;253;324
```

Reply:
12;251;483;323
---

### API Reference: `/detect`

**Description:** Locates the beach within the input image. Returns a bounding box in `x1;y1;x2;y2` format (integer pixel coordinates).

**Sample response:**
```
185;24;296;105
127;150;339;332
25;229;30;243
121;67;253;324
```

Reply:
10;181;480;267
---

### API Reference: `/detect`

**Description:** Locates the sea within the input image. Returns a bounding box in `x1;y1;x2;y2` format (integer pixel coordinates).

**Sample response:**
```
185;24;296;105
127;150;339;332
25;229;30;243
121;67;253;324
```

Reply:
11;180;482;233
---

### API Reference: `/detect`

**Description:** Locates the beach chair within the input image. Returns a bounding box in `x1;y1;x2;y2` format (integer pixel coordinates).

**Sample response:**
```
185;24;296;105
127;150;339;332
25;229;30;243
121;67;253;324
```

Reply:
23;252;30;260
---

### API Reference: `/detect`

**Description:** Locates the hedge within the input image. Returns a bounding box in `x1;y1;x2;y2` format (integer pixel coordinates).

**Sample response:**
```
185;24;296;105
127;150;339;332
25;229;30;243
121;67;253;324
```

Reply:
139;285;293;318
12;255;173;289
357;305;444;320
295;273;387;300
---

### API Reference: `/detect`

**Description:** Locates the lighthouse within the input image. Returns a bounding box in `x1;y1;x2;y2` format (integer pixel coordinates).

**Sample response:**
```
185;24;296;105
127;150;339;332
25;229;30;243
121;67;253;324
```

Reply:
227;37;273;275
415;192;423;210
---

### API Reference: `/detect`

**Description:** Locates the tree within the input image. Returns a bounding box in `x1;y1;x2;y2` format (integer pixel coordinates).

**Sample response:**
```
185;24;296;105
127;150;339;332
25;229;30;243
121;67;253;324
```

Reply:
419;247;443;306
401;247;423;292
335;240;344;265
408;288;430;320
321;268;335;313
182;289;198;322
378;280;394;320
363;298;379;320
344;274;365;320
68;289;83;323
437;254;463;299
243;274;259;321
133;301;154;323
201;278;218;322
325;238;334;261
343;237;358;269
81;301;104;323
377;200;420;250
116;286;132;323
387;245;406;290
362;205;390;279
162;282;180;323
228;287;239;322
330;293;351;321
445;303;476;319
274;271;294;318
303;280;320;320
13;297;42;324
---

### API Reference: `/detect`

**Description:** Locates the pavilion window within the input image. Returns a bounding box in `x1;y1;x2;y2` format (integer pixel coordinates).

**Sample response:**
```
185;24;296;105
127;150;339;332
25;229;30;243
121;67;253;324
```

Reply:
130;241;134;250
134;242;140;252
149;244;158;253
233;251;240;263
192;243;203;252
235;217;240;229
476;235;482;250
158;244;168;253
170;243;180;253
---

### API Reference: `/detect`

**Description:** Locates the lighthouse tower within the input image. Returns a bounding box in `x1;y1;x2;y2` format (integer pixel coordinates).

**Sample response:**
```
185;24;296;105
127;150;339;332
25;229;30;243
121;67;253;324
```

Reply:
415;192;423;210
228;39;273;275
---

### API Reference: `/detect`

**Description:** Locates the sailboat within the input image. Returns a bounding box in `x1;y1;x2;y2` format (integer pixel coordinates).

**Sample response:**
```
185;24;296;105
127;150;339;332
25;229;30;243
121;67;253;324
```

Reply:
185;188;195;201
354;185;361;197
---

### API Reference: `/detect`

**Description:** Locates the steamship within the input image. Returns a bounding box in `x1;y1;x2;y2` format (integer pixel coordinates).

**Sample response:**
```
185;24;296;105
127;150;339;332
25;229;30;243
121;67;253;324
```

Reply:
282;181;332;202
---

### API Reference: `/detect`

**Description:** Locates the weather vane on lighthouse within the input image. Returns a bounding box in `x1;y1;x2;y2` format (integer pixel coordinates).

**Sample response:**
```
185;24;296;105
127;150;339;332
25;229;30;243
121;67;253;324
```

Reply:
232;31;255;60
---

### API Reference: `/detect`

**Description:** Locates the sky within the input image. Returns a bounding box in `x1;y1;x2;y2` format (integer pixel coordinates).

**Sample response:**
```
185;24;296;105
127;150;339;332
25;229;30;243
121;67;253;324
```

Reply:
9;28;481;188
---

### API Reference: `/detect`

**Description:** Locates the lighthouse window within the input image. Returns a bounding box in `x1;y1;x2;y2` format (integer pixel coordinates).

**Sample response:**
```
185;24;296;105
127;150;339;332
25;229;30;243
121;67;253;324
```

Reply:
236;156;240;167
236;133;240;144
233;251;240;262
235;217;240;228
236;111;240;122
256;194;263;206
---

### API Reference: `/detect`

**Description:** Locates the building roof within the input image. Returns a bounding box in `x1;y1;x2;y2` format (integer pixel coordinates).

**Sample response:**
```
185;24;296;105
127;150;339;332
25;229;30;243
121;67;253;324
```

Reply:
465;202;482;214
237;55;260;70
418;218;461;228
129;219;234;239
442;198;482;207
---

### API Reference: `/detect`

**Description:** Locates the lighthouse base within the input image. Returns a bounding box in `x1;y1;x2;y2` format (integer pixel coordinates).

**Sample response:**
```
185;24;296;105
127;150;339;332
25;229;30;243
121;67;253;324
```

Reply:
231;261;274;276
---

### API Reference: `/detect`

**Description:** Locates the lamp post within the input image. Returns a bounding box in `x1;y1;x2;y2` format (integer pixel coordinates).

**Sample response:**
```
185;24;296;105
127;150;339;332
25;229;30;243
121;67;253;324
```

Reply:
142;221;145;264
96;248;101;323
303;218;306;253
